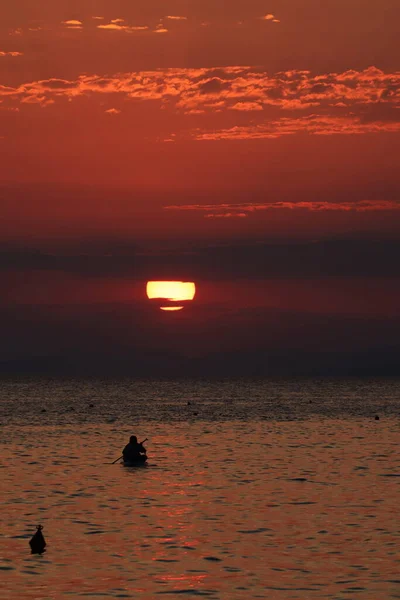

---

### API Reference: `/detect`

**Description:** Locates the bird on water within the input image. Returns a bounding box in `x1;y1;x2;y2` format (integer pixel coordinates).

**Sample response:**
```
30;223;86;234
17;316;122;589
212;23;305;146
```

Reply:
29;525;46;554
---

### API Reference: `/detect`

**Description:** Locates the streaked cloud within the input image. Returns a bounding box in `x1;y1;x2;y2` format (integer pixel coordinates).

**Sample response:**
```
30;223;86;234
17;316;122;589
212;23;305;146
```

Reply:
97;22;148;32
62;20;83;29
205;212;248;218
62;20;82;25
165;16;187;21
164;200;400;217
96;23;125;30
195;115;400;140
0;51;23;57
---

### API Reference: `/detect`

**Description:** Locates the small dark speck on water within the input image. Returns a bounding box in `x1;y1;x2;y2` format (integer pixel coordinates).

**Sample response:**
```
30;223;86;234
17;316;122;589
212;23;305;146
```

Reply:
375;415;380;420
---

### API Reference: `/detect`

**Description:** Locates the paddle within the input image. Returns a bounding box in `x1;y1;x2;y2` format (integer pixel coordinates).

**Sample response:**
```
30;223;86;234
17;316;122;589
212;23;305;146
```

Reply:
111;438;148;464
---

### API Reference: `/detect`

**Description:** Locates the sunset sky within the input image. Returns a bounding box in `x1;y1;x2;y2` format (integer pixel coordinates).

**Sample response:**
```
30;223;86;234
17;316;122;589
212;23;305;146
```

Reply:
1;1;399;375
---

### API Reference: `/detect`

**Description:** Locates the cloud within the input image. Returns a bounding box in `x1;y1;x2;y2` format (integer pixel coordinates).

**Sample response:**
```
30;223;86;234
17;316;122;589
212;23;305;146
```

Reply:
92;16;105;20
164;200;400;217
1;66;399;138
0;51;23;57
260;14;280;22
4;65;399;111
105;108;121;114
97;23;123;30
21;95;55;107
39;79;79;90
97;22;148;32
62;20;83;29
198;77;232;94
230;102;263;111
0;84;18;95
195;115;400;140
165;15;187;20
205;212;248;218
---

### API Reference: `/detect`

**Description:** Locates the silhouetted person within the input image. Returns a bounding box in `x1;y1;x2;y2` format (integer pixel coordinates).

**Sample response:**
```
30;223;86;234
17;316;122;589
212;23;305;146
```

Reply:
123;436;147;462
29;525;46;554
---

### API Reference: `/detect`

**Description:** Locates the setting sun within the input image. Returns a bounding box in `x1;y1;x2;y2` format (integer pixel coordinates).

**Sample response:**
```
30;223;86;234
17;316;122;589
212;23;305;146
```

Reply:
146;281;196;311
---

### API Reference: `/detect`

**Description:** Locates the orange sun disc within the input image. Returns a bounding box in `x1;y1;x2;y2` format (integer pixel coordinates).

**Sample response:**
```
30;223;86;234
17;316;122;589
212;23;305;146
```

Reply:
146;281;196;311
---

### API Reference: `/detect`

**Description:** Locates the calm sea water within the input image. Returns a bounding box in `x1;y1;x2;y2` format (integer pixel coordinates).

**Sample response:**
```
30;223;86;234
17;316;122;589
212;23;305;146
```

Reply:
1;378;399;599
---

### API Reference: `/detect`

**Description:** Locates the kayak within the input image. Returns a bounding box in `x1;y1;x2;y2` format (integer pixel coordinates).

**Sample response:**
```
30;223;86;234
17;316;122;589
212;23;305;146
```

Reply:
123;455;148;467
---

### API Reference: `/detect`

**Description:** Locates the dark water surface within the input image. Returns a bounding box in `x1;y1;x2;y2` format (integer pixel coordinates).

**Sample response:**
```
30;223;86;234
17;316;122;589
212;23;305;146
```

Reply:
1;378;399;599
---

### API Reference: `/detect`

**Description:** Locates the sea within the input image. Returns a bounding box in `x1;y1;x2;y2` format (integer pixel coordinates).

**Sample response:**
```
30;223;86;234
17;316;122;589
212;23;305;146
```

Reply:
0;377;399;600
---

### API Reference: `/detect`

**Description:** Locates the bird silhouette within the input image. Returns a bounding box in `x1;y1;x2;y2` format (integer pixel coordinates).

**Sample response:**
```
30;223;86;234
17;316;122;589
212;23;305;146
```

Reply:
29;525;46;554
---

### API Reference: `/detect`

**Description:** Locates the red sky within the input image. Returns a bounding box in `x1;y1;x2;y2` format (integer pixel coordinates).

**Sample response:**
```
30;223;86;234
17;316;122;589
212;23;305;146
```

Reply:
0;1;399;374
